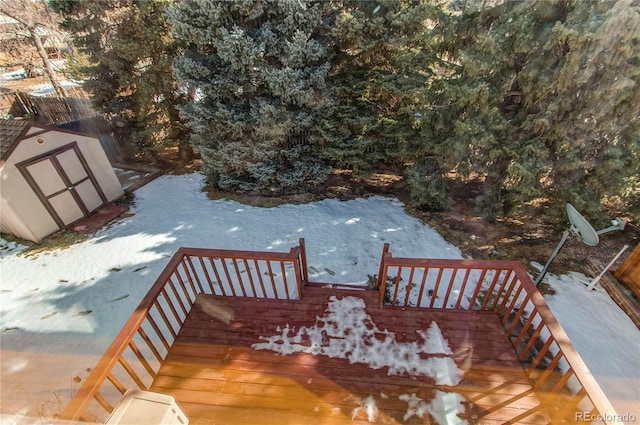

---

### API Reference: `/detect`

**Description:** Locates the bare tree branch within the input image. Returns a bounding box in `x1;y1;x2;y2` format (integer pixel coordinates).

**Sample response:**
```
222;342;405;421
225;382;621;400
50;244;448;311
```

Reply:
0;0;68;97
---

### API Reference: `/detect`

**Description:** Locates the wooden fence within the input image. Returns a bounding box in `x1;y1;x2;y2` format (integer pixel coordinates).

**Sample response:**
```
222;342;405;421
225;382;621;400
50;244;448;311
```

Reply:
614;243;640;298
0;92;28;117
1;90;134;163
57;116;134;164
377;244;622;425
59;241;308;423
15;87;94;125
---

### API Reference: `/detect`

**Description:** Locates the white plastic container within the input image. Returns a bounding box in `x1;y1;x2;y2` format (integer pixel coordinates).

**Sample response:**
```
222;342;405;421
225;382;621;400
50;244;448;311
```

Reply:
105;389;189;425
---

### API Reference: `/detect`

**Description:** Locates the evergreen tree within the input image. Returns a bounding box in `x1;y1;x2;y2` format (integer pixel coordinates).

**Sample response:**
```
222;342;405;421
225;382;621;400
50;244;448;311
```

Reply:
418;0;639;223
531;0;640;223
169;0;331;194
319;0;451;179
51;0;191;159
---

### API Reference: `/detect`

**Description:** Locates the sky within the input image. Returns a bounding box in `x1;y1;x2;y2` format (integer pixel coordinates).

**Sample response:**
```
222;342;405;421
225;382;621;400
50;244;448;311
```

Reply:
1;173;638;424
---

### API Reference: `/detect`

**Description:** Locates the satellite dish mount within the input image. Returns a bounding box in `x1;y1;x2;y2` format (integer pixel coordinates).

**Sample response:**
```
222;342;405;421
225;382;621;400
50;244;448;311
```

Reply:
534;204;624;286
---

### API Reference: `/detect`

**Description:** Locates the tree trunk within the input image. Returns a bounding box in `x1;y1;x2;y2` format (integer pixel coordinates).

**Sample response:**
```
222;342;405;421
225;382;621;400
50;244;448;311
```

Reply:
30;26;68;98
179;140;194;162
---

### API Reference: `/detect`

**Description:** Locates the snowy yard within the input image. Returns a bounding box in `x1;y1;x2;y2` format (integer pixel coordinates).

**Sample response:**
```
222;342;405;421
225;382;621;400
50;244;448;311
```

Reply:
1;173;638;424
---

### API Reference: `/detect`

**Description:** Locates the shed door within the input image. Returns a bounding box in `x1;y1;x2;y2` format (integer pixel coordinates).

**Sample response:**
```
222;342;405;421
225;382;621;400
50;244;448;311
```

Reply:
18;142;108;228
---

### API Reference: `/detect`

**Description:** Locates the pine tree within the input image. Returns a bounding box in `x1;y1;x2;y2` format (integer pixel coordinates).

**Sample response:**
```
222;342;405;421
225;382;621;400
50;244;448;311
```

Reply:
51;0;192;159
170;0;331;194
318;0;450;179
530;0;640;224
418;0;639;223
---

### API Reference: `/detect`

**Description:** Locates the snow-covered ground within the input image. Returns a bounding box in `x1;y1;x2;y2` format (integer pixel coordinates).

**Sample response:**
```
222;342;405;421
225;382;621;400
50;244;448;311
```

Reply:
26;80;80;97
1;173;638;424
0;60;68;83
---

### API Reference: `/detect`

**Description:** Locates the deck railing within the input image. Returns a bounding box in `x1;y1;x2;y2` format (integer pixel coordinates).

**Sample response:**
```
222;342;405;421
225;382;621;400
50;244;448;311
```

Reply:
59;241;307;423
377;244;622;425
61;239;621;424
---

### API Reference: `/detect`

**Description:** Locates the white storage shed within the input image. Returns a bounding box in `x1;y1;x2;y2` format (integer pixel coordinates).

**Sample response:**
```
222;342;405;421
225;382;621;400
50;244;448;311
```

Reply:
1;120;124;242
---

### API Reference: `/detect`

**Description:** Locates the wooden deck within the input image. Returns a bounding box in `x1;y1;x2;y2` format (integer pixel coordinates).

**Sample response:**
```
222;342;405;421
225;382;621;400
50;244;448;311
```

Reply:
150;286;547;425
60;244;621;424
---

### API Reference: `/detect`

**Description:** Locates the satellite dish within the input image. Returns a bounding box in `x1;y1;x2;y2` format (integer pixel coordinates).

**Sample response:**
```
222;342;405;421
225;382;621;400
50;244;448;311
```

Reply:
534;203;625;287
566;203;599;246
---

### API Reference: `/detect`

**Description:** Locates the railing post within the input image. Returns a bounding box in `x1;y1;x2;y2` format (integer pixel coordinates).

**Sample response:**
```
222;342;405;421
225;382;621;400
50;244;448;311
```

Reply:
299;238;309;285
377;244;390;308
292;254;304;300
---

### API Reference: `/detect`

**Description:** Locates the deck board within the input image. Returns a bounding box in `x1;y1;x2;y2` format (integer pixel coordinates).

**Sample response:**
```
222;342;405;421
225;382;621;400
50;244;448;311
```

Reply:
150;287;548;424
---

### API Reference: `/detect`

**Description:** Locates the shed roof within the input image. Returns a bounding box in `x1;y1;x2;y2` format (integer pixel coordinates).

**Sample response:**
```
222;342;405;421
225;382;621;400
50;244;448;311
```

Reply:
0;119;31;160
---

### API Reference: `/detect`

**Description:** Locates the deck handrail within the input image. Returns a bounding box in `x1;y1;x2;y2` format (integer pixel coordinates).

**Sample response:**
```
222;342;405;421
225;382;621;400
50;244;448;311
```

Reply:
60;240;621;424
377;247;622;425
60;241;306;423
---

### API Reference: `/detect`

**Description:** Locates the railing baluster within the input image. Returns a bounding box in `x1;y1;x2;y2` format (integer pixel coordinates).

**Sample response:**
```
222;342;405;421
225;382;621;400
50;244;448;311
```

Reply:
376;244;390;292
468;268;488;308
117;357;146;390
93;391;114;414
392;266;402;306
106;374;127;395
524;329;554;368
518;320;545;362
429;268;444;308
146;310;171;352
551;367;576;394
496;273;519;315
489;269;513;311
281;261;291;300
454;268;471;309
183;256;204;295
551;387;588;423
506;294;531;336
208;257;226;296
175;264;196;303
220;257;236;296
166;280;188;318
154;297;178;339
441;267;457;308
128;340;156;379
512;307;538;348
403;267;416;307
480;269;504;310
254;259;268;297
533;350;563;391
378;252;391;307
137;327;163;364
231;258;247;297
243;258;257;296
266;261;278;297
415;266;429;308
501;285;525;325
198;255;215;293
